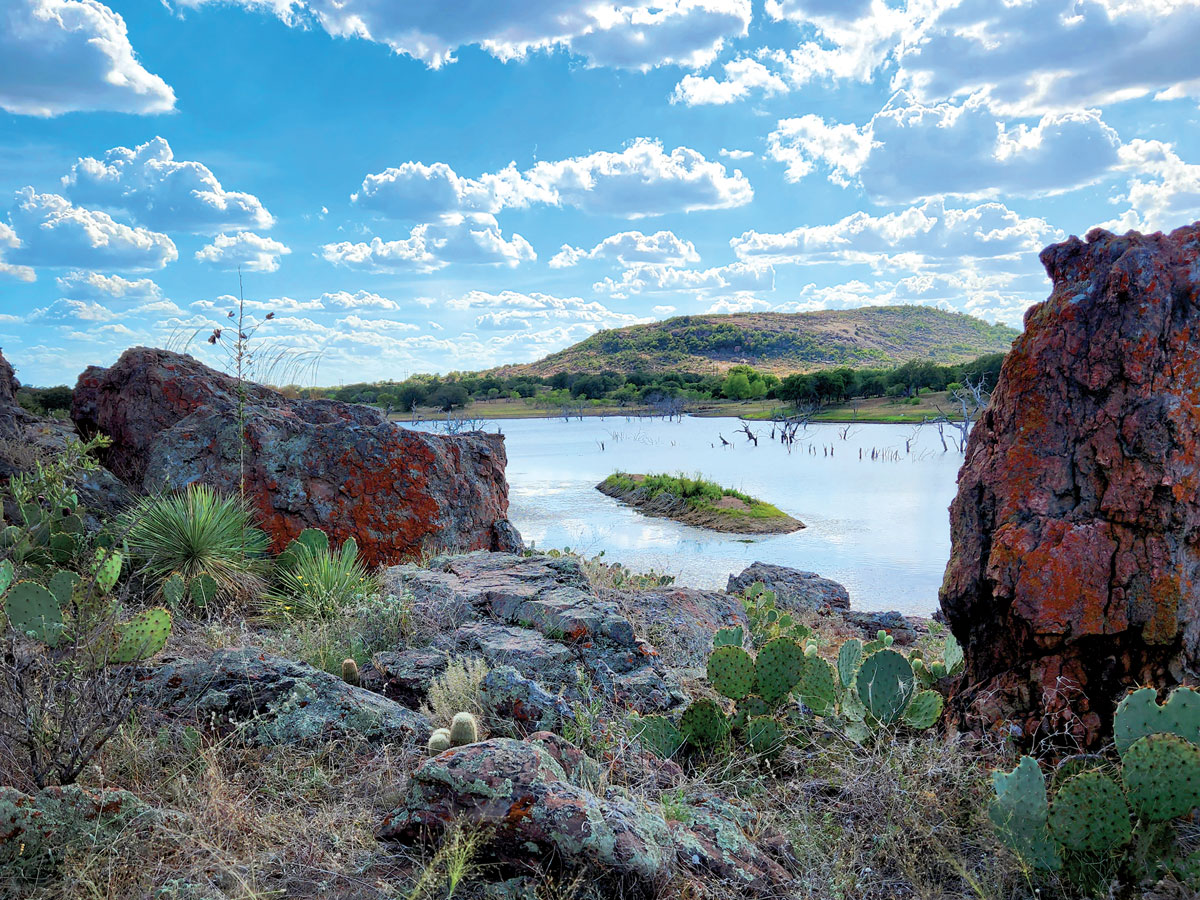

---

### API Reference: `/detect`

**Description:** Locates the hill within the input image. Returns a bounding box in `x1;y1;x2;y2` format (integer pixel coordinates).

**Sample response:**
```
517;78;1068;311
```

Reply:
494;306;1019;376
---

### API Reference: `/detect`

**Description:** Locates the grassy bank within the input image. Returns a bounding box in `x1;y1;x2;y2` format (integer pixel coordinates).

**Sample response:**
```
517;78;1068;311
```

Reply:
596;471;804;534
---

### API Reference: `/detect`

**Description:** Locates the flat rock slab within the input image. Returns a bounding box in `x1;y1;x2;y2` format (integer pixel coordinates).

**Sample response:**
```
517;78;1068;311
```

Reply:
384;552;687;713
137;647;429;746
727;562;850;611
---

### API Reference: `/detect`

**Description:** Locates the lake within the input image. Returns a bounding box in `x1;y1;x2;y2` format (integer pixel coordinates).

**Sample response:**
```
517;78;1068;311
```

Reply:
424;416;963;617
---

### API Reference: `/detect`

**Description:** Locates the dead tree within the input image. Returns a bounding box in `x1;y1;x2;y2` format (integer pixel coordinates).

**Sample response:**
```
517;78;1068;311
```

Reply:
930;374;991;453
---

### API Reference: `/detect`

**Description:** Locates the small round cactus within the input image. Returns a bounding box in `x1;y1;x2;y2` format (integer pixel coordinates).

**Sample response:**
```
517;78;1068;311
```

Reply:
341;658;360;686
427;728;452;755
449;711;479;746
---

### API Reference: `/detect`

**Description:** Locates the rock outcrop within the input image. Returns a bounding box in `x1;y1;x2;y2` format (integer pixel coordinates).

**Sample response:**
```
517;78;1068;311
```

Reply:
385;552;688;715
727;561;850;611
940;225;1200;747
380;735;795;896
72;347;522;565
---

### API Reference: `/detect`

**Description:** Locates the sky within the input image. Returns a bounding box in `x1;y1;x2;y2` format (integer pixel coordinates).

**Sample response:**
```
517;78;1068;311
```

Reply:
1;1;1199;387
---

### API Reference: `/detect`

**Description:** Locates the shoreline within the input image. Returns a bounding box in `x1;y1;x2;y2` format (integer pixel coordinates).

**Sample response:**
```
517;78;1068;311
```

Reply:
595;474;806;535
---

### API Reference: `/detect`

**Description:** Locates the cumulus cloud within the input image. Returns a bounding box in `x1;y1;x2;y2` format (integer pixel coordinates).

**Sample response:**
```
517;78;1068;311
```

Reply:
320;290;401;310
335;315;419;332
194;232;291;272
64;137;274;233
1109;140;1200;234
594;261;774;298
549;230;700;268
175;0;750;71
446;290;645;332
0;222;35;281
672;57;786;105
5;187;178;271
29;297;120;323
354;139;752;220
1;0;175;116
321;214;535;273
768;95;1123;203
56;270;162;301
731;199;1060;270
652;305;677;316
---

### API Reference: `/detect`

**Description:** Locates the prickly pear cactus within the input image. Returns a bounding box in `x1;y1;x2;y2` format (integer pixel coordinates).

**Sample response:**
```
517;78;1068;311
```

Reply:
754;637;806;704
680;699;729;748
278;528;330;571
162;573;186;608
92;548;122;594
837;638;862;688
4;581;64;645
47;569;79;609
449;711;479;746
712;625;744;648
731;694;770;730
1122;733;1200;821
989;756;1061;871
0;559;12;597
1115;687;1200;756
629;714;683;758
745;716;785;757
797;656;838;716
857;648;914;725
1047;772;1132;852
943;632;964;676
902;689;944;730
110;608;172;663
707;645;757;700
189;573;219;609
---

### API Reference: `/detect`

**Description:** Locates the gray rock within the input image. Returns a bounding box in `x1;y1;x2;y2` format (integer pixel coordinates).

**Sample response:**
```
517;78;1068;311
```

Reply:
361;648;450;706
137;647;429;746
727;562;850;611
479;665;573;734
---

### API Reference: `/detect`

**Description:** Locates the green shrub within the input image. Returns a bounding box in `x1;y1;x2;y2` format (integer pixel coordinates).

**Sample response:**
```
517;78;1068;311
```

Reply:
261;533;374;620
124;484;269;606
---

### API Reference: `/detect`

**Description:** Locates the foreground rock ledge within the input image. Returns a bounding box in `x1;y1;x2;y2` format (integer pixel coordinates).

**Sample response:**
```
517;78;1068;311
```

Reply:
940;224;1200;747
72;347;522;564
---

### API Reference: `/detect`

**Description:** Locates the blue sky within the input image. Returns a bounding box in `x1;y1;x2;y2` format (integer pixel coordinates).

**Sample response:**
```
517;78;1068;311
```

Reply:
1;1;1198;386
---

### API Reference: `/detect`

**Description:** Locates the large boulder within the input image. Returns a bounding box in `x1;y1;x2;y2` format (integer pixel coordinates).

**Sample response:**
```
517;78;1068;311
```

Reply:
72;347;522;565
726;561;850;611
940;224;1200;747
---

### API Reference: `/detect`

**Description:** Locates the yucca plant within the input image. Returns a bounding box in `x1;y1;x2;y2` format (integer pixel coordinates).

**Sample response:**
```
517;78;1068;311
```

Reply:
124;483;270;605
261;533;375;620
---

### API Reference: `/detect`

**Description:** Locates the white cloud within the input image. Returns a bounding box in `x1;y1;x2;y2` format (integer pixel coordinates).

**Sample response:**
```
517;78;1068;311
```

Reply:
0;0;175;116
56;270;162;301
320;290;401;310
321;213;535;273
195;232;291;272
672;57;786;105
720;148;754;160
336;315;419;332
5;187;178;270
0;222;35;281
64;137;274;233
652;305;677;315
595;261;774;298
446;290;644;331
354;139;752;220
768;95;1124;203
707;294;771;313
731;199;1060;270
29;297;120;323
1109;140;1200;233
549;230;700;268
176;0;751;71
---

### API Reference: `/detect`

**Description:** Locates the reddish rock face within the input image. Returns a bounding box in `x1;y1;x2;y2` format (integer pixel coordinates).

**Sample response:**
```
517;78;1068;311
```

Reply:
940;224;1200;748
73;347;521;565
0;349;17;404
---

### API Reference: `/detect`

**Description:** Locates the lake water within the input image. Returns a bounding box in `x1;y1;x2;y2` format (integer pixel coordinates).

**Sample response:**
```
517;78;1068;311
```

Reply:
424;416;964;617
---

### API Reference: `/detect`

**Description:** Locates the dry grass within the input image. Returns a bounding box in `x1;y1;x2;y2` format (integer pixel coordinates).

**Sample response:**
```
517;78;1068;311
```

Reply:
421;657;491;732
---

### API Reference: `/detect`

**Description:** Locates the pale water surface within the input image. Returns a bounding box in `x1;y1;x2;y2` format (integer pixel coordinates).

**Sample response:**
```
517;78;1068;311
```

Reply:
424;416;963;617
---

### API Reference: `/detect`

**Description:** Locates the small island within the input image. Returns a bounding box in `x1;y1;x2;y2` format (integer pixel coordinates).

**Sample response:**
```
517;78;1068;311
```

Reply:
596;472;805;535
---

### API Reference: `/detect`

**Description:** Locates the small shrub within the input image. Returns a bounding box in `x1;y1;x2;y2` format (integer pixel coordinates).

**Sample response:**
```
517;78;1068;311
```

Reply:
124;484;269;606
261;535;375;620
423;658;489;727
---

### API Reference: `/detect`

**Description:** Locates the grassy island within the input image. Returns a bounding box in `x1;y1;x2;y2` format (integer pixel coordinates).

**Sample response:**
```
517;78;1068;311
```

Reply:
596;472;804;534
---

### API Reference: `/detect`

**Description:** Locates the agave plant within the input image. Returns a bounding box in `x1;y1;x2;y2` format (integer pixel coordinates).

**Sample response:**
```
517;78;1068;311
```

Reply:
124;483;270;606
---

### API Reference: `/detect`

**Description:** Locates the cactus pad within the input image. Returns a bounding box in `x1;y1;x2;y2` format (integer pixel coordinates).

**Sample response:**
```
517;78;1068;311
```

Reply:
797;656;838;716
707;645;757;700
110;607;172;663
92;548;122;593
629;714;683;758
745;716;785;757
712;625;744;649
0;559;12;597
754;637;806;704
47;570;80;609
680;699;729;748
189;573;219;608
857;648;914;725
943;632;964;676
1122;733;1200;821
902;689;944;730
162;573;186;608
731;694;771;729
989;756;1061;871
1114;686;1200;756
837;638;862;688
4;581;63;645
1047;772;1131;852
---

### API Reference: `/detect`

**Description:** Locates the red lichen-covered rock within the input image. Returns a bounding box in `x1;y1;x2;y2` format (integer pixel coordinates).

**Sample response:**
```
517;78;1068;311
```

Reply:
940;224;1200;747
0;348;17;404
72;347;522;565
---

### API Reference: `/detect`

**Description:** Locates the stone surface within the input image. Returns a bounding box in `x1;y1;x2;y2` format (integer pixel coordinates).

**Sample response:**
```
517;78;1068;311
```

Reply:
478;665;574;735
72;347;522;565
137;647;429;745
380;736;795;896
940;225;1200;747
727;561;851;611
361;648;450;707
610;584;748;668
385;552;688;714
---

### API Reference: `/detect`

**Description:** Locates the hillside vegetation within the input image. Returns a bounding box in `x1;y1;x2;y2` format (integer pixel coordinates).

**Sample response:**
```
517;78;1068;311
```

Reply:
494;306;1019;376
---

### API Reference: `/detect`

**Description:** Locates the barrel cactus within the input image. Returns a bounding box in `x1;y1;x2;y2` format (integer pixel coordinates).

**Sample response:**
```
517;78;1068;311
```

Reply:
449;711;479;746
